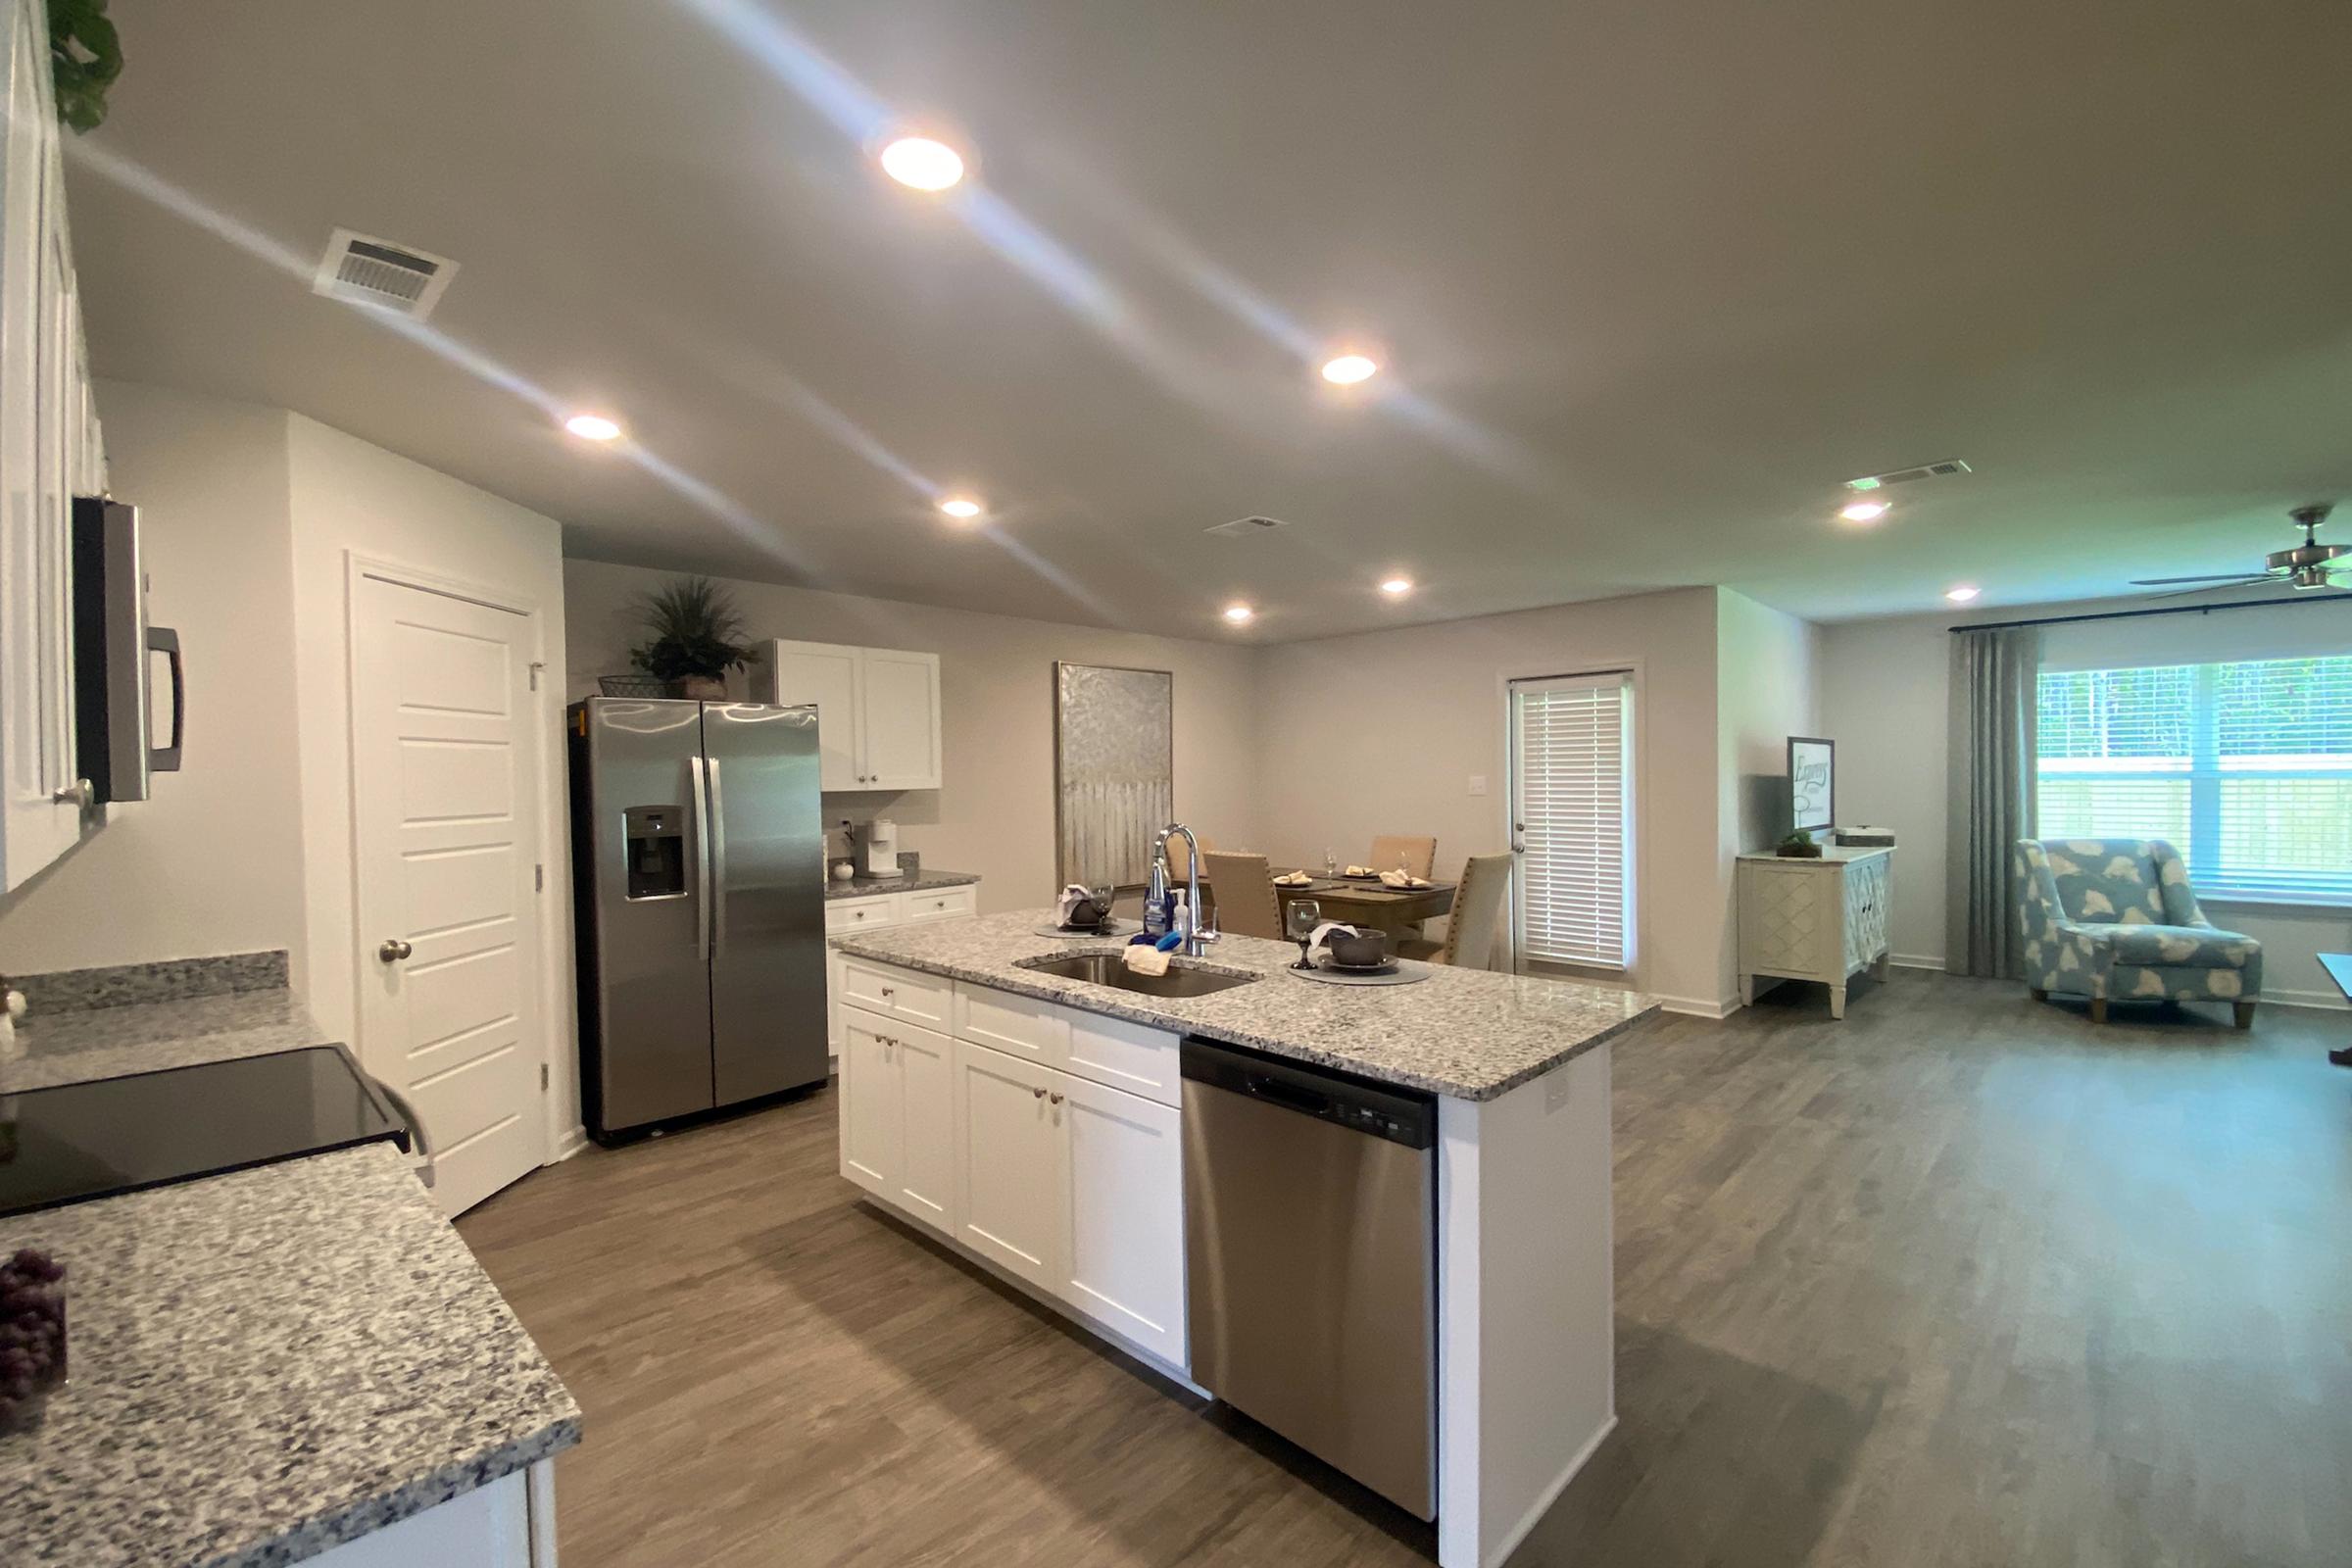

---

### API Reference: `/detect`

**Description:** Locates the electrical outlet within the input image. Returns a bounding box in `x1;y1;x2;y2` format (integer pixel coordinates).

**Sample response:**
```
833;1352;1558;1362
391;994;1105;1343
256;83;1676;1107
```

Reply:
1467;774;1488;797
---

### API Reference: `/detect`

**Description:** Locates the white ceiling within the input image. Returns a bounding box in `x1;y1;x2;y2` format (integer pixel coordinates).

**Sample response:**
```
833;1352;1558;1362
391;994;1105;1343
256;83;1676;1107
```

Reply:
66;0;2352;642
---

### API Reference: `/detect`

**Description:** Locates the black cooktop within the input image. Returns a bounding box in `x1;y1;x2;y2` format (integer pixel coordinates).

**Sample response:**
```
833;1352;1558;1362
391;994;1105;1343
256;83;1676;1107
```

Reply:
0;1046;413;1218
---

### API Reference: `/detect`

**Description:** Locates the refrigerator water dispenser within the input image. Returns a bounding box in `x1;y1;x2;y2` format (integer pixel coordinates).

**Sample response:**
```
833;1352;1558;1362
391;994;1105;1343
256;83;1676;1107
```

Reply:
622;806;686;899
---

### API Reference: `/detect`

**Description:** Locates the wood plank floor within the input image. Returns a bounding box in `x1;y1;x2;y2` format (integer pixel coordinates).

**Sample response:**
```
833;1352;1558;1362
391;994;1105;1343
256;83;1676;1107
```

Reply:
457;975;2352;1567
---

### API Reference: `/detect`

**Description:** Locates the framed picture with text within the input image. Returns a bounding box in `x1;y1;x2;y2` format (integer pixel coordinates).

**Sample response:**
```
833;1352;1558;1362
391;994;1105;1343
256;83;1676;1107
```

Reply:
1788;736;1835;834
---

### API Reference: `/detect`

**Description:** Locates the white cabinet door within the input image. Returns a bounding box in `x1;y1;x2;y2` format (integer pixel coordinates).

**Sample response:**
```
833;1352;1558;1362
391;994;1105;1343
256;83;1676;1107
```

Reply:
892;1021;956;1230
838;1009;898;1195
0;1;84;890
858;648;941;790
955;1042;1065;1291
1060;1074;1187;1365
761;640;861;791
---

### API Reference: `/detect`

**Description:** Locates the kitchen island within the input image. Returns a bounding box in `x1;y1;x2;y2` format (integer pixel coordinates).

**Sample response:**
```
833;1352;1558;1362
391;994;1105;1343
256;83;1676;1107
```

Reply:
831;909;1656;1568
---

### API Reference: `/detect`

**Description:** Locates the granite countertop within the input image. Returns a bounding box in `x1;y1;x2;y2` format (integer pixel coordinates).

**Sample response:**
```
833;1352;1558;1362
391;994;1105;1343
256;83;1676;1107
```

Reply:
2;985;333;1095
825;867;981;901
0;1143;582;1568
831;908;1657;1101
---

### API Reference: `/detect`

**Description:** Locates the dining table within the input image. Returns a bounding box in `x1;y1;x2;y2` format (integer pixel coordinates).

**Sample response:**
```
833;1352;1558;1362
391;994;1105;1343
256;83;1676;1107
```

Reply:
1268;870;1457;941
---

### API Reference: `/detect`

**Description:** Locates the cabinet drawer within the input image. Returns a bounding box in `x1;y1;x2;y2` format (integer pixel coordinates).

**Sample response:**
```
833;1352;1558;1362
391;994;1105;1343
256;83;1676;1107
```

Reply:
954;981;1068;1065
1063;1010;1180;1107
827;894;903;933
839;957;952;1028
901;884;977;923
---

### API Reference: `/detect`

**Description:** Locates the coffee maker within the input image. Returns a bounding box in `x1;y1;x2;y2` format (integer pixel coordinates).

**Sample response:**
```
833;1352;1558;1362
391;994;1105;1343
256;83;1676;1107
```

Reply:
852;817;902;878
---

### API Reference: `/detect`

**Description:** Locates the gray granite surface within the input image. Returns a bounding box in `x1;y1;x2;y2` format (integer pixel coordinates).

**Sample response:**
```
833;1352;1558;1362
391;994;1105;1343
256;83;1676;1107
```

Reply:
14;950;289;1013
0;1143;582;1568
833;908;1657;1101
825;867;982;901
2;983;330;1095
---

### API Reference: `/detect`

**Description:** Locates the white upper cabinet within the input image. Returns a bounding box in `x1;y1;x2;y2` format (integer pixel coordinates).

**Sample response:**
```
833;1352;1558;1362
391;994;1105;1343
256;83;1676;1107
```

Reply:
0;0;103;892
755;638;941;792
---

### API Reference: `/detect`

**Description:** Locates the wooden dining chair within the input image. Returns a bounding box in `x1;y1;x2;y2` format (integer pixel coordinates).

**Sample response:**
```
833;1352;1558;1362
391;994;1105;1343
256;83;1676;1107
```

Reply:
1369;835;1438;880
1200;851;1284;939
1398;853;1513;968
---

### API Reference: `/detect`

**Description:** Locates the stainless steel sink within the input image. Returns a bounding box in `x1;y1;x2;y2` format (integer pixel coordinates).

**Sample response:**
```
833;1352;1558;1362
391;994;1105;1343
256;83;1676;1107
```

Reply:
1020;952;1259;999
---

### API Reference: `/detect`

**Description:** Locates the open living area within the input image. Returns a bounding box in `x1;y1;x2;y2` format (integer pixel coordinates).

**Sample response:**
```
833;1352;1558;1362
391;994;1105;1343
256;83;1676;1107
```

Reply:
1;4;2346;1566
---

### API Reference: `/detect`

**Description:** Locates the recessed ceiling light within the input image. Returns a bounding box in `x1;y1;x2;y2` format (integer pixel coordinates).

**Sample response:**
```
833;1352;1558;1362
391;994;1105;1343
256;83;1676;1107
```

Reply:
564;414;621;442
1944;584;1982;603
1222;603;1255;624
1379;576;1413;596
1320;354;1379;385
880;136;965;191
938;495;983;519
1838;499;1890;523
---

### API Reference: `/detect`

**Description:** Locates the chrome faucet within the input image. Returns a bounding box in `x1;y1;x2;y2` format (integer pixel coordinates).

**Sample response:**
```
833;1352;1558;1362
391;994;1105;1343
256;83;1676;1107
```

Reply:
1150;822;1217;956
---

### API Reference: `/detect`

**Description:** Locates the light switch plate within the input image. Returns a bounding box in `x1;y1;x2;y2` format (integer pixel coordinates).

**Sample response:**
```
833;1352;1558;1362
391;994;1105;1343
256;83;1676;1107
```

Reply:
1467;774;1488;796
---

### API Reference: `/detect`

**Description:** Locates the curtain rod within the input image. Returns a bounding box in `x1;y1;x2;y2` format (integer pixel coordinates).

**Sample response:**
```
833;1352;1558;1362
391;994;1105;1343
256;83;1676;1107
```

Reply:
1950;592;2350;635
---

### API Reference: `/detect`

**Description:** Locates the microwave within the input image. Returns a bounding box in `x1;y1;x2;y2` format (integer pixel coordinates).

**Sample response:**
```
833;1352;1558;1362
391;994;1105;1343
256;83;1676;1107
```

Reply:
71;496;183;804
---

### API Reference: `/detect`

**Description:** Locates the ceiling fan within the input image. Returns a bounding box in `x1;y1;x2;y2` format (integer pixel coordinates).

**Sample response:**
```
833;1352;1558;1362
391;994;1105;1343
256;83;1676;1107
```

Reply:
2132;503;2348;597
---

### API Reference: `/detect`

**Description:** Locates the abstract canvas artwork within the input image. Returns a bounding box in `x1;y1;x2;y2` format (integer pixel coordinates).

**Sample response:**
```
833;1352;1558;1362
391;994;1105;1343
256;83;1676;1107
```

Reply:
1054;662;1173;891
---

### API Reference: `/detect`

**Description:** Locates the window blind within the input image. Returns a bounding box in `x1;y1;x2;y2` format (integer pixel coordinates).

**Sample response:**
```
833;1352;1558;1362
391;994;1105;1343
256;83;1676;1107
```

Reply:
1510;671;1632;967
2035;654;2352;905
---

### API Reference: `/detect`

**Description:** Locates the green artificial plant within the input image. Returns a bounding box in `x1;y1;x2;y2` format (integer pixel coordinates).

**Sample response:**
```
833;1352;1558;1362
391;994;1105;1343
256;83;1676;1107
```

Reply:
49;0;122;133
628;576;755;684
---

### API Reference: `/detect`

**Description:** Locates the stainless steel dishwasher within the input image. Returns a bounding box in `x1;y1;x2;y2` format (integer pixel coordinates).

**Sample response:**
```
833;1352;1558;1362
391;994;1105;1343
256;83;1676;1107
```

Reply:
1181;1038;1438;1519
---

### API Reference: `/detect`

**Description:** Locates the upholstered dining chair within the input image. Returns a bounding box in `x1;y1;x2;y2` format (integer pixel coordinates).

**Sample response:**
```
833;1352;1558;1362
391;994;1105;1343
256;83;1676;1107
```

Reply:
1163;832;1213;882
2016;837;2263;1027
1369;835;1438;880
1398;854;1512;968
1200;851;1284;939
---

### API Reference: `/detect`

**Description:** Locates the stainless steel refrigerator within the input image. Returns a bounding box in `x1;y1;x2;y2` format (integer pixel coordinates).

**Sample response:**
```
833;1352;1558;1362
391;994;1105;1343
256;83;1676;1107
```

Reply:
568;698;828;1140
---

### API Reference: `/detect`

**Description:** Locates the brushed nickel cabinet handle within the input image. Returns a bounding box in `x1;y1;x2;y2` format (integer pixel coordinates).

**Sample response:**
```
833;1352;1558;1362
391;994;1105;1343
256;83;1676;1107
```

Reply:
377;938;414;962
1049;1092;1064;1105
1032;1086;1047;1100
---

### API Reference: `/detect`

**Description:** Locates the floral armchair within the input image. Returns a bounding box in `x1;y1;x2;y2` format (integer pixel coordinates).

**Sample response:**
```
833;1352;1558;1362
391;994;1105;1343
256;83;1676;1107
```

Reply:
2015;838;2262;1027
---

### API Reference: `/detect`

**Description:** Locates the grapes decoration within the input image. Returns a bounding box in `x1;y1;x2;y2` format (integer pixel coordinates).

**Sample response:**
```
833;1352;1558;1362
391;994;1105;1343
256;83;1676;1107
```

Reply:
0;1247;67;1430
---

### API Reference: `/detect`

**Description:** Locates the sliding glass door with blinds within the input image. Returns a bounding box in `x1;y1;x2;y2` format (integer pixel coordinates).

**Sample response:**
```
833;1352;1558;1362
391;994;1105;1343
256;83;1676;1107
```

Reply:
1509;670;1634;971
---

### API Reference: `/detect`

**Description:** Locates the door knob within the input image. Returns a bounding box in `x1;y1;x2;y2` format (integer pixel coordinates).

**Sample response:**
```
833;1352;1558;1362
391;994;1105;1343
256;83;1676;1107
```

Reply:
52;778;92;808
378;938;414;963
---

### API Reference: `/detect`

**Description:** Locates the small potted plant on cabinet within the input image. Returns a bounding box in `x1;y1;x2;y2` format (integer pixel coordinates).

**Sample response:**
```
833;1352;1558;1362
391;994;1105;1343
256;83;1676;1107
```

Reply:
627;576;753;701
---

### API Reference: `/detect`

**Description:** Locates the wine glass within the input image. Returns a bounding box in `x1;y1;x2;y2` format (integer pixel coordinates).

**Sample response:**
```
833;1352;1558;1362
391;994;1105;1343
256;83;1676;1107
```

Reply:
1285;897;1322;969
1322;847;1338;876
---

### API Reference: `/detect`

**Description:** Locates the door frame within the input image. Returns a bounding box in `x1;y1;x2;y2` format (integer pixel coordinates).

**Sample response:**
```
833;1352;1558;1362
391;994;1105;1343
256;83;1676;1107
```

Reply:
342;550;574;1170
1494;657;1645;989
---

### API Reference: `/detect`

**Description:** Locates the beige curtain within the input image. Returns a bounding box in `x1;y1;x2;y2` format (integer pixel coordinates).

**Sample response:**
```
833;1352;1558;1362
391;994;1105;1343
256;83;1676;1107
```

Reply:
1944;625;2039;978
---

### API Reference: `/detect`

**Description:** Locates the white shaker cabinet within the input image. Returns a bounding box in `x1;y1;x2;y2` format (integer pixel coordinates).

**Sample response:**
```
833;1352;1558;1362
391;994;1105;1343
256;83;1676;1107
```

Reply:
756;638;941;791
838;1009;957;1234
1059;1073;1186;1365
953;1040;1065;1292
0;0;105;891
823;884;979;1054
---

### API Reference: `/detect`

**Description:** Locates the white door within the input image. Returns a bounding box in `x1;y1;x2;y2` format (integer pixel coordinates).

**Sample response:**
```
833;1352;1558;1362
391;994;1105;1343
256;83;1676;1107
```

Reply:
892;1020;955;1229
1061;1075;1187;1364
353;570;547;1215
956;1043;1064;1291
859;648;941;790
838;1009;897;1195
763;640;860;790
1508;670;1635;974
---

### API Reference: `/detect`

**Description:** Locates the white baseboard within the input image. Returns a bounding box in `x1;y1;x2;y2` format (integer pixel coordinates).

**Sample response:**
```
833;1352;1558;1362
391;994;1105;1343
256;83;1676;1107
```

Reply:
1483;1412;1619;1568
1890;954;1946;972
2261;987;2349;1012
1654;993;1740;1020
549;1125;589;1163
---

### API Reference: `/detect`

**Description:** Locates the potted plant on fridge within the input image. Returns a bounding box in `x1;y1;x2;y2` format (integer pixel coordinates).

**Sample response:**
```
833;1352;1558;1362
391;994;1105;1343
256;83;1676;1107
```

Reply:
627;576;754;701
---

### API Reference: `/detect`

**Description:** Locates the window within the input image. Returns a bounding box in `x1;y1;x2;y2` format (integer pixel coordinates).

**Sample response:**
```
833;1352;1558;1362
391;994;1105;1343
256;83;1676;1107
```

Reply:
2035;655;2352;904
1509;670;1633;968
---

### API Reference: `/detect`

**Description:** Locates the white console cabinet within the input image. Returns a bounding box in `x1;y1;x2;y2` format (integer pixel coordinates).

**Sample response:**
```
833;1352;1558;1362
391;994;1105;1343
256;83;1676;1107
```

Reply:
1736;847;1893;1018
838;959;1189;1372
756;638;941;791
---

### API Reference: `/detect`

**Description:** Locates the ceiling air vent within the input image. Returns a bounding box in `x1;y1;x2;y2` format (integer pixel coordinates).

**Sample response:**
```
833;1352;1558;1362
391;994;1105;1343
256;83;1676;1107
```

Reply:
1846;459;1971;493
1204;514;1291;538
312;228;459;319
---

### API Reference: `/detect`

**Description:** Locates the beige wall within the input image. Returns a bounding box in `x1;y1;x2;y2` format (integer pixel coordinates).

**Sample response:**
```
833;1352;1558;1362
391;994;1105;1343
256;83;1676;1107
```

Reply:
564;558;1265;911
1820;594;2352;1007
0;382;308;982
288;415;573;1084
1715;589;1823;999
1250;586;1729;1012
